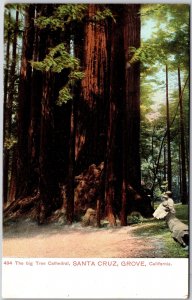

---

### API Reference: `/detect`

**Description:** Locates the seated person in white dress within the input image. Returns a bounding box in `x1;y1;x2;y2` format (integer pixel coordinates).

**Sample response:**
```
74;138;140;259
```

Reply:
153;191;175;220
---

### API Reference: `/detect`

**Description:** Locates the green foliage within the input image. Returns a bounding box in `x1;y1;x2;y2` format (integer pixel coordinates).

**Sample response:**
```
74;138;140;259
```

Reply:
35;4;114;31
140;4;164;18
139;4;190;68
127;212;143;225
175;204;188;224
30;43;84;104
30;43;80;72
4;5;23;41
36;4;88;30
140;4;189;197
69;70;85;81
57;87;72;105
93;8;115;22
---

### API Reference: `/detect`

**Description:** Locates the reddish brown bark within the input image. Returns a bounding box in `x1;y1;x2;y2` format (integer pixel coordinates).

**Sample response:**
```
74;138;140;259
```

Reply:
66;101;75;224
8;150;17;203
75;4;108;173
16;5;35;198
104;6;125;226
123;4;141;189
3;4;149;225
38;69;58;223
121;5;141;225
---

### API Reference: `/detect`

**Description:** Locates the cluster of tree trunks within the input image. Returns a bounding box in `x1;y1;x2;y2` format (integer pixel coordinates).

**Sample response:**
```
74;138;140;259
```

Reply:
3;4;154;226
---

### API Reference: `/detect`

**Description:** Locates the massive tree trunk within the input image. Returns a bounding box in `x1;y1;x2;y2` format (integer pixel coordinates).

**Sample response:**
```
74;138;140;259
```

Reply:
38;71;57;223
104;5;141;226
4;4;153;225
104;5;125;226
75;4;108;174
121;4;141;225
16;5;35;199
123;4;141;189
74;4;110;223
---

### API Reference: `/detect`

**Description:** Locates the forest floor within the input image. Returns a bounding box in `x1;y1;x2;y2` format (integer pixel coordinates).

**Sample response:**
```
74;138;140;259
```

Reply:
3;219;168;258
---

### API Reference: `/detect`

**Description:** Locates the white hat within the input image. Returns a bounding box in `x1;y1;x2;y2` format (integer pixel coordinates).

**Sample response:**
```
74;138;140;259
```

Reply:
165;191;172;196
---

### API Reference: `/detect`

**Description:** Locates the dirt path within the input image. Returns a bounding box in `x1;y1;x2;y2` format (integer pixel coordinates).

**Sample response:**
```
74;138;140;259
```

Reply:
3;221;165;258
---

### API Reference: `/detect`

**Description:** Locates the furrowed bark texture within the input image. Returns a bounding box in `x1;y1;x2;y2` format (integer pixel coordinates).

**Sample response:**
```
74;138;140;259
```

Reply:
121;4;141;225
16;5;35;198
105;5;125;225
75;4;108;174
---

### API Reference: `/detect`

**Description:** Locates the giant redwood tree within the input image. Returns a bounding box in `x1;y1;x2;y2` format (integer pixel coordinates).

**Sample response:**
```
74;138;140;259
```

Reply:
3;4;154;225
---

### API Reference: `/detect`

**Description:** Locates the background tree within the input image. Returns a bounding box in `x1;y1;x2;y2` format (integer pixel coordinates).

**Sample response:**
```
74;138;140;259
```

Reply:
137;4;189;202
4;5;21;205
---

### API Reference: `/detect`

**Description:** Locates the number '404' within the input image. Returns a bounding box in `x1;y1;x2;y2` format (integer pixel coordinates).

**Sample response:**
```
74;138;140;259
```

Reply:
4;261;12;265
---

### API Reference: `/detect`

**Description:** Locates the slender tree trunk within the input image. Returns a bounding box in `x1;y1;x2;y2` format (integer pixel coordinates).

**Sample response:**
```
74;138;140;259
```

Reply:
178;144;182;200
8;146;17;202
6;8;19;202
166;64;172;191
4;11;11;130
66;101;75;224
4;8;19;205
96;198;101;227
3;10;11;205
178;66;187;204
163;145;167;181
151;126;156;177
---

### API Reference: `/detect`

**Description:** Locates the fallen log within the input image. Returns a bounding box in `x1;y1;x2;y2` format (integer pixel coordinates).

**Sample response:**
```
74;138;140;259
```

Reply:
165;213;189;248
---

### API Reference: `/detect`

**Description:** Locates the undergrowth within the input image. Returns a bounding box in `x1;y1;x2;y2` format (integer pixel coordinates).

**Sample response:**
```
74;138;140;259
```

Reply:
132;204;189;258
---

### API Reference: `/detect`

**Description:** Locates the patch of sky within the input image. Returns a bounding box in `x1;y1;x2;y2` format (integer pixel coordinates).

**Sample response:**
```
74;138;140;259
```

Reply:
141;19;156;41
141;19;183;114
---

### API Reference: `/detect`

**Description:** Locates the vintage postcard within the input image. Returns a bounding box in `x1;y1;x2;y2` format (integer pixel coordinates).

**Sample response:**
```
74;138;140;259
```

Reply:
2;1;190;298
